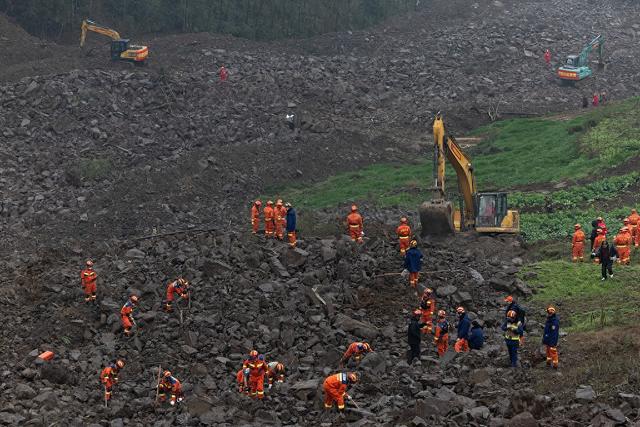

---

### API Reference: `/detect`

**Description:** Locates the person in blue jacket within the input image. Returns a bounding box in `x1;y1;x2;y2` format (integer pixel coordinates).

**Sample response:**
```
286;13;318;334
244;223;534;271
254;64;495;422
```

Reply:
502;309;524;367
454;306;471;352
285;203;297;248
403;240;423;290
542;306;560;369
468;321;485;350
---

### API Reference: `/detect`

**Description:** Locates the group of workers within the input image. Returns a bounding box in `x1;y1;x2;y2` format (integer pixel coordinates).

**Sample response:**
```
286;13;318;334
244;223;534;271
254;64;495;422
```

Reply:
251;199;297;247
571;209;640;279
82;260;191;404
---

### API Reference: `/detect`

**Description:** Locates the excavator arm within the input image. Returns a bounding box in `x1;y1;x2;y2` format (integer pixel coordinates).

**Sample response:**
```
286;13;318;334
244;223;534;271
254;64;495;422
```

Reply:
80;19;121;47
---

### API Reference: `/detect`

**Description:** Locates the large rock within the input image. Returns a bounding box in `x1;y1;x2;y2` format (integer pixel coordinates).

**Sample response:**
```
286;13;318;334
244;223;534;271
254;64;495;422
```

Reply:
281;247;309;268
575;385;596;402
358;351;386;375
506;411;538;427
289;379;320;401
415;397;450;418
436;285;457;297
489;277;515;293
333;314;380;339
15;383;37;399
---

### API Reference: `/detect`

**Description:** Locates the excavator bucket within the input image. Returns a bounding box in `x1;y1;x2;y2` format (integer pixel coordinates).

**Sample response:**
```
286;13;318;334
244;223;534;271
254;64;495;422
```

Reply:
419;199;455;236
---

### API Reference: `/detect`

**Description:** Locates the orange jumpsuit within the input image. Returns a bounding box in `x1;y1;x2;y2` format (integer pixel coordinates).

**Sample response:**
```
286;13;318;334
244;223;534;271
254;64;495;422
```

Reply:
347;212;363;243
420;297;436;333
243;359;267;399
592;232;606;263
165;281;188;311
264;205;275;238
101;364;118;401
434;319;449;357
266;362;285;385
323;373;349;410
614;231;632;265
629;211;640;246
159;376;183;404
396;224;411;255
120;301;136;335
341;342;369;364
275;205;287;240
571;229;586;262
251;204;260;234
80;268;97;302
236;369;248;393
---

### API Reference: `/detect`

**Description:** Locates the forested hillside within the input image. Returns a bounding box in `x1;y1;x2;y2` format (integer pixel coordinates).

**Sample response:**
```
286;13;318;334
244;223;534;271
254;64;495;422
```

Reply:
0;0;418;40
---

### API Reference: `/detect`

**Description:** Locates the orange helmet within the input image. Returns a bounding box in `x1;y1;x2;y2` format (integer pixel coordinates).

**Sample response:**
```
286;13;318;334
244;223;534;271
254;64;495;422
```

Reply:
351;205;358;212
163;370;172;378
275;363;285;373
574;224;581;229
267;200;273;206
423;288;433;296
622;226;629;232
456;306;465;314
413;309;422;317
506;310;517;319
410;240;418;248
86;260;94;267
347;372;358;383
546;306;556;315
438;310;446;318
276;199;283;206
177;278;188;286
129;295;139;304
249;350;258;359
504;295;514;303
400;217;408;224
623;218;629;224
116;360;125;369
255;200;262;206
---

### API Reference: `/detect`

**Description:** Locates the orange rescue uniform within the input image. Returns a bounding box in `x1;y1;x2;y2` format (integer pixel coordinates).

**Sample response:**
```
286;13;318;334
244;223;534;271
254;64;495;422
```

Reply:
323;373;349;410
101;365;118;401
571;229;586;262
275;205;287;240
251;204;260;234
614;231;632;265
420;297;436;334
120;301;136;335
347;212;363;243
592;232;606;263
342;342;369;364
263;205;275;238
80;268;97;302
243;359;267;399
396;224;411;255
629;211;640;246
434;320;449;357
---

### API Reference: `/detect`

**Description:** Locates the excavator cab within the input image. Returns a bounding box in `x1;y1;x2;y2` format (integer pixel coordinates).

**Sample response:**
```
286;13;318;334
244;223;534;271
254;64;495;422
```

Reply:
111;39;129;60
564;55;579;67
474;192;519;233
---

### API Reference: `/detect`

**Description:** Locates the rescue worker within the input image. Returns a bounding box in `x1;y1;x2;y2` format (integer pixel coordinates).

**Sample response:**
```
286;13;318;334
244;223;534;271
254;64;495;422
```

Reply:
600;91;607;104
323;372;358;411
158;370;184;405
80;260;98;303
544;49;551;66
595;240;618;281
396;217;412;256
433;310;449;357
236;368;249;395
454;306;470;353
242;350;267;399
251;200;261;234
403;240;423;289
592;228;606;263
504;295;527;344
285;202;297;248
613;226;632;265
101;359;125;402
501;309;524;367
274;199;287;240
468;321;485;350
164;277;189;312
346;205;363;243
589;220;599;250
219;65;228;82
266;361;286;388
592;92;599;107
408;309;426;364
419;288;436;334
571;223;586;262
596;217;607;235
263;201;275;238
627;209;640;247
542;306;559;369
120;295;139;336
340;342;372;366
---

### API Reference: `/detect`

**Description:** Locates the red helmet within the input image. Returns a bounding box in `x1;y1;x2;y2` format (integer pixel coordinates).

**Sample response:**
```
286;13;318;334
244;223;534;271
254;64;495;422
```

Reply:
163;370;172;378
351;205;358;212
456;306;465;314
400;217;408;224
413;309;422;317
86;260;94;267
255;200;262;206
129;295;139;304
438;310;446;317
504;295;513;303
116;360;125;369
347;372;358;383
507;310;517;319
275;363;285;373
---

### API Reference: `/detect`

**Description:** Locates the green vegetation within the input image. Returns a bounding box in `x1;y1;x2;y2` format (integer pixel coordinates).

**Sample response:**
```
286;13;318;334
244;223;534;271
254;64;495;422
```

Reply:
1;0;417;40
79;158;111;181
525;260;640;332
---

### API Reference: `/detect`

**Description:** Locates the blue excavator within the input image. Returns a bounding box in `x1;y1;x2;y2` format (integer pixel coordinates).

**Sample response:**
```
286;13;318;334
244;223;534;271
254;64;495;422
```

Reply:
557;35;605;83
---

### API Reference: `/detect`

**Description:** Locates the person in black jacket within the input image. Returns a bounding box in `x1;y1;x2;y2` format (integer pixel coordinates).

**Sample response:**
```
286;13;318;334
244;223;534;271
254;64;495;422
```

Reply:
589;219;599;250
468;321;485;350
595;240;618;281
407;309;426;364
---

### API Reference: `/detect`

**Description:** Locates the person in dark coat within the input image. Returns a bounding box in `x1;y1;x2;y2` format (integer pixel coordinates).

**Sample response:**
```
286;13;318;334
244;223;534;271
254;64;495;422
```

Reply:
501;310;524;367
285;203;297;248
589;219;599;250
468;321;485;350
454;307;471;352
542;306;560;369
403;241;423;289
504;296;527;343
407;309;426;364
595;240;618;281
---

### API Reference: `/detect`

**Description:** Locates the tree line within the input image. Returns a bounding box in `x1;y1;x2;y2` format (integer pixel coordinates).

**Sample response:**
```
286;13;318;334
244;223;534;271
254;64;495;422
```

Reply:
0;0;419;41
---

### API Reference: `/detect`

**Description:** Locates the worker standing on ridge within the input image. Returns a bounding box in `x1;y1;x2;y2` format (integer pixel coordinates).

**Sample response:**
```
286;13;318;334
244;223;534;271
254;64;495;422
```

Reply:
408;309;426;364
468;321;485;350
251;200;262;234
164;278;189;312
275;200;286;240
243;350;268;399
419;288;436;334
613;226;631;265
502;310;524;368
158;370;184;406
571;224;586;262
340;342;372;366
595;240;618;281
396;217;412;256
544;49;551;66
101;359;125;402
403;240;423;290
266;362;286;388
454;306;471;353
263;201;275;238
80;260;98;303
323;372;358;411
592;228;606;263
120;295;139;336
627;209;640;247
346;205;364;243
285;202;297;248
219;65;228;82
504;296;527;344
433;310;449;357
543;306;560;369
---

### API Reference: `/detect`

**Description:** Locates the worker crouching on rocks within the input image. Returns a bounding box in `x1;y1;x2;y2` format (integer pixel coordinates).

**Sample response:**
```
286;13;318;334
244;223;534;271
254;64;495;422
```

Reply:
164;277;189;312
468;321;485;350
543;306;560;369
502;310;524;367
120;295;139;336
158;370;184;406
340;342;372;367
323;372;358;411
266;362;286;388
454;306;471;353
101;359;125;402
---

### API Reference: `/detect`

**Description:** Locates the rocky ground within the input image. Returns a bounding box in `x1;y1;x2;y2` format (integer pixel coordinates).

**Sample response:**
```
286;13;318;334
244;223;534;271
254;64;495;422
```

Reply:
2;0;640;425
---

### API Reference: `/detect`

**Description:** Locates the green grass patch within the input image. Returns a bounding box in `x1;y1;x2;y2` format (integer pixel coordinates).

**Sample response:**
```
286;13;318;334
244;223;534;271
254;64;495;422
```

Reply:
525;260;640;332
79;158;111;181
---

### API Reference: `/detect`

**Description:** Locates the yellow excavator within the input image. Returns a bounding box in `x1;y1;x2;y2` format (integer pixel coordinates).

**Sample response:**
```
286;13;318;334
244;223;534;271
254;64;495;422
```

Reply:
419;113;519;236
80;19;148;65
